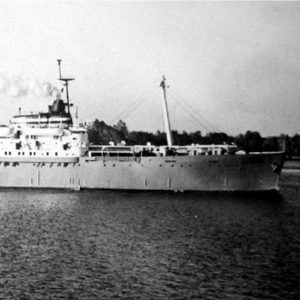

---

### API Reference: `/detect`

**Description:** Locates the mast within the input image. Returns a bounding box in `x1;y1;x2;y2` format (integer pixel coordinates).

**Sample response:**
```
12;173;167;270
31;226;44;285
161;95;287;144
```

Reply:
160;76;173;147
57;59;74;114
57;59;62;79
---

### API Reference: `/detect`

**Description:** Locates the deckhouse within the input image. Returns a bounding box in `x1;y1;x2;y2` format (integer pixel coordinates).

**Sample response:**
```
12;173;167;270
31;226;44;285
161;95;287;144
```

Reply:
0;61;88;160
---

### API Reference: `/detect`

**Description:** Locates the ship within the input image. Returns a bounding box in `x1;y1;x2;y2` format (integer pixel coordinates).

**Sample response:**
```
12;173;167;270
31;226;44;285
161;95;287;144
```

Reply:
0;60;285;191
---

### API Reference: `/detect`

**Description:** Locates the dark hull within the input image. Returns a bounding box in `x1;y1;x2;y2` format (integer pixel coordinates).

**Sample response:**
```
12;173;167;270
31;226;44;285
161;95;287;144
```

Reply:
0;152;285;191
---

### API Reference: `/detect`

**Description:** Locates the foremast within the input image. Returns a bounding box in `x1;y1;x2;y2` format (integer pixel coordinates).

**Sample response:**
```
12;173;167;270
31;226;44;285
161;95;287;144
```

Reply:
160;76;173;147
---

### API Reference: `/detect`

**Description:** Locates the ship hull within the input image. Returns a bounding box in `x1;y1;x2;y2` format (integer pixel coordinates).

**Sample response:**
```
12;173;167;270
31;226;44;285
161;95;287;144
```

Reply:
0;152;284;191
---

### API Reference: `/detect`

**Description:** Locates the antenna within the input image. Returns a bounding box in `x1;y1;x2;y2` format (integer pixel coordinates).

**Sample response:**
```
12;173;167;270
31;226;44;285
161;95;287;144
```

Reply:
57;59;62;79
56;59;75;114
160;76;173;147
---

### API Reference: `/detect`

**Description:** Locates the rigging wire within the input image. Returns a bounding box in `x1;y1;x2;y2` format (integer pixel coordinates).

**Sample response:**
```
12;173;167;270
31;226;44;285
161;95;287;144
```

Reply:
168;89;220;133
147;88;165;133
170;90;220;132
109;87;167;133
110;97;142;125
107;81;221;134
109;87;153;125
118;96;146;123
170;97;211;133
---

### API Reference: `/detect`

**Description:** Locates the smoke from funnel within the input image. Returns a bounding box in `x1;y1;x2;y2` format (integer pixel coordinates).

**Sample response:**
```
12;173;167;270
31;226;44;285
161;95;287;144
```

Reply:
0;74;60;98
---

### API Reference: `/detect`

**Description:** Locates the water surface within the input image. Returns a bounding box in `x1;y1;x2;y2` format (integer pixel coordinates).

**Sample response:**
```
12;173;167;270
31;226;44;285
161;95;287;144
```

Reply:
0;171;299;299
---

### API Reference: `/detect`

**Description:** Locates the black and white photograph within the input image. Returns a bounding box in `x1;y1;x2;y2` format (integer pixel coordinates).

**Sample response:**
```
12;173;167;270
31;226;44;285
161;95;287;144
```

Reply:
0;1;299;299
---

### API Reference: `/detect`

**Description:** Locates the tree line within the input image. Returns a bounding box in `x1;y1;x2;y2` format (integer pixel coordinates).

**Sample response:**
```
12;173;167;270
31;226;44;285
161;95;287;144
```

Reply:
87;119;300;158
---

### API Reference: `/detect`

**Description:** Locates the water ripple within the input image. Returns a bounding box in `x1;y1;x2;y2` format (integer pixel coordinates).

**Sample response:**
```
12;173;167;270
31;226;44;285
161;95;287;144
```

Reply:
0;173;299;299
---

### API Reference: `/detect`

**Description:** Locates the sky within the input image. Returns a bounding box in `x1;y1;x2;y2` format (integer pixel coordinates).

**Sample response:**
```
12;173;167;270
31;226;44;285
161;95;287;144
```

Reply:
0;1;299;136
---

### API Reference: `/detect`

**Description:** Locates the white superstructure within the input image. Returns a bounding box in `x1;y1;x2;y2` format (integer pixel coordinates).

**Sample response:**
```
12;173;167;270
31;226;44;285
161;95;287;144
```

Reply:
0;99;88;159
